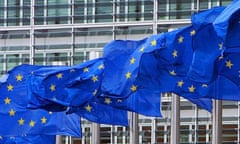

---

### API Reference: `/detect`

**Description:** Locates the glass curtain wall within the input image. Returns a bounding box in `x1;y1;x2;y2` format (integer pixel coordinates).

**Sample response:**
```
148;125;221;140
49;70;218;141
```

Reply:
0;0;232;26
0;0;236;143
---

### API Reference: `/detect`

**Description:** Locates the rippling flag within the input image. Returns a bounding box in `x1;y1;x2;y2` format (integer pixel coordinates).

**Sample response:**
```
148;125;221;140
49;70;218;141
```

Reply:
150;25;212;112
213;0;240;44
100;34;166;117
177;3;240;101
29;59;128;126
28;59;101;109
187;6;225;83
0;64;81;137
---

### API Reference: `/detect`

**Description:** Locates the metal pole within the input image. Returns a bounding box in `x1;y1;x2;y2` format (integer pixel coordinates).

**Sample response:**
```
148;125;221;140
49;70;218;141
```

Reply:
91;123;100;144
194;105;198;143
89;51;100;144
129;112;139;144
29;0;35;65
153;0;158;35
170;93;180;144
151;118;157;143
212;100;222;144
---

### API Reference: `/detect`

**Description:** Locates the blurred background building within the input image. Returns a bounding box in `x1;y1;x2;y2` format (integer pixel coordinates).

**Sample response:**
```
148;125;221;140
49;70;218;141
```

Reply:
0;0;238;143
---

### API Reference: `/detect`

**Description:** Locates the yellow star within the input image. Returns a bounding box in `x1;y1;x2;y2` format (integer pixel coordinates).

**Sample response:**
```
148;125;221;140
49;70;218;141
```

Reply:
98;64;104;69
91;75;98;82
188;85;195;93
18;118;24;125
218;43;223;50
104;98;112;104
190;30;196;36
9;109;16;116
56;73;63;79
169;70;176;76
130;85;137;92
83;67;89;72
85;104;92;112
226;60;233;69
178;36;184;43
50;84;56;92
139;47;145;52
41;117;47;124
29;120;35;127
125;71;131;79
93;89;98;96
130;57;136;64
151;40;157;46
177;80;184;87
16;74;23;81
172;50;178;58
4;97;11;104
7;84;13;91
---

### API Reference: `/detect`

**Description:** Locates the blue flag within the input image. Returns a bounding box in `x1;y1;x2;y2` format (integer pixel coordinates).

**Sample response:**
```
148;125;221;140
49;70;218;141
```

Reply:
213;0;240;43
28;59;101;108
0;135;56;144
145;25;212;112
100;35;165;117
0;64;81;137
176;4;240;101
28;59;128;126
187;6;225;83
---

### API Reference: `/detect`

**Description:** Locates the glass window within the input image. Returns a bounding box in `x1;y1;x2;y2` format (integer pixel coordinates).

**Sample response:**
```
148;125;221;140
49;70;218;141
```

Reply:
0;55;5;75
74;2;85;23
95;1;113;22
169;0;191;19
100;127;111;144
6;54;20;70
6;0;21;26
141;126;151;143
46;0;70;24
143;1;153;20
158;0;168;20
46;53;69;65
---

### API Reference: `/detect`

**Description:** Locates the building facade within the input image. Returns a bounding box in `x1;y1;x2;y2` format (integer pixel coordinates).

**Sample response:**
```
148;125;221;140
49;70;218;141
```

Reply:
0;0;238;143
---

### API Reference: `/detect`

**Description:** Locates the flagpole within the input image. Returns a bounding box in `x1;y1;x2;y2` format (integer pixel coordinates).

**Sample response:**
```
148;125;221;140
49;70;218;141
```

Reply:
212;100;222;144
129;112;139;144
170;93;180;144
89;51;100;144
92;123;100;144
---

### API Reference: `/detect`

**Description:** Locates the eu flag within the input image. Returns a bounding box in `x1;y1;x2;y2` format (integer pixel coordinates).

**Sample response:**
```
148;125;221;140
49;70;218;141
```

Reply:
175;3;240;101
100;34;165;117
28;59;128;126
0;64;81;137
146;25;212;112
213;0;240;43
28;59;101;109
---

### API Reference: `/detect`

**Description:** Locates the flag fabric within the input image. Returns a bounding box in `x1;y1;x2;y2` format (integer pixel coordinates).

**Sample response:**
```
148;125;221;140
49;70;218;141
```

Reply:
213;0;240;43
187;6;225;83
0;135;56;144
177;3;240;101
101;36;165;98
100;35;165;117
0;64;81;137
28;59;101;109
150;25;212;112
28;59;129;126
67;98;129;126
